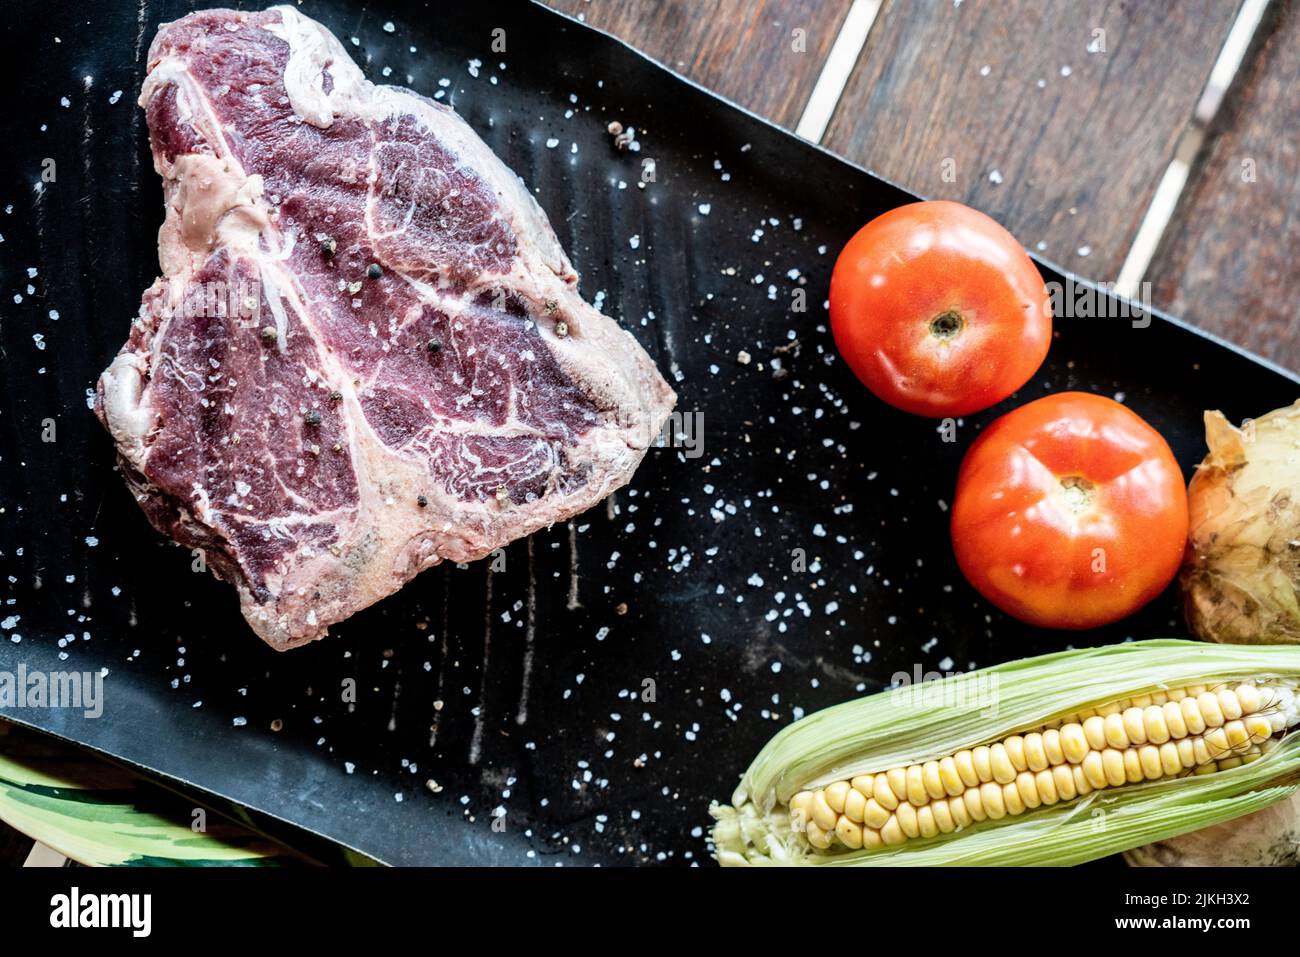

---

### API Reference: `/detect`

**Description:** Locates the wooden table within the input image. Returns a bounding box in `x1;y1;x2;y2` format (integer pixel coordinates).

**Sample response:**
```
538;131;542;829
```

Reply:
549;0;1300;370
5;0;1297;867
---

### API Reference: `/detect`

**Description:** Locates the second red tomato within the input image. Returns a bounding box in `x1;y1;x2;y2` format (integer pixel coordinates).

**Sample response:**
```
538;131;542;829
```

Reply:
829;200;1052;418
950;392;1189;630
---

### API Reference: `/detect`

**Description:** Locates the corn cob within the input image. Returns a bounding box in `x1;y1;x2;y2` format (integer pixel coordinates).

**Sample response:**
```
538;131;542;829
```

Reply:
710;640;1300;866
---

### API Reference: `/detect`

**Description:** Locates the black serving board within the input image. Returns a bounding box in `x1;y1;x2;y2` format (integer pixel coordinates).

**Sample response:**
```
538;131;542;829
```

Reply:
0;0;1296;867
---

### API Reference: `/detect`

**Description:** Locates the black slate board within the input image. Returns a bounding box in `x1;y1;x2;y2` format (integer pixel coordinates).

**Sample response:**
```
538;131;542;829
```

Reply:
0;0;1296;867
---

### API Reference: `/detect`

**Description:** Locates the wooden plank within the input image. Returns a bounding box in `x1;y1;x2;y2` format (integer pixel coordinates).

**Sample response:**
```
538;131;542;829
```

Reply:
544;0;855;129
23;842;69;867
1148;1;1300;370
821;0;1240;281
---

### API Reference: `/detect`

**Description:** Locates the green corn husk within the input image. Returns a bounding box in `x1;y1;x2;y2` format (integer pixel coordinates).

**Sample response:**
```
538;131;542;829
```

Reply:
710;639;1300;866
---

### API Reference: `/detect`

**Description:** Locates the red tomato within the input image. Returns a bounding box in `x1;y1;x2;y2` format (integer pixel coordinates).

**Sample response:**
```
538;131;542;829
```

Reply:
950;392;1188;630
829;200;1051;417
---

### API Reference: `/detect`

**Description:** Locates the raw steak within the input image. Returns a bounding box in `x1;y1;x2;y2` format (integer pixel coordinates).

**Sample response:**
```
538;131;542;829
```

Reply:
96;6;676;650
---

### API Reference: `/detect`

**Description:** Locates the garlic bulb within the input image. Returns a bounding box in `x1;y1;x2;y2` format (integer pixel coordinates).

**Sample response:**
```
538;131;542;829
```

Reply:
1126;791;1300;866
1182;401;1300;645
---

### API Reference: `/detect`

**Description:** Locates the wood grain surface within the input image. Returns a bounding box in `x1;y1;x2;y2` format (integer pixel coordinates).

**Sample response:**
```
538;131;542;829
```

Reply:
1149;0;1300;370
820;0;1240;283
545;0;853;128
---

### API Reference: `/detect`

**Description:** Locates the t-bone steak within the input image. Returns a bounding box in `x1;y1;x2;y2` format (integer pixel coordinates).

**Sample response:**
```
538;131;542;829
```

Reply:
96;6;677;650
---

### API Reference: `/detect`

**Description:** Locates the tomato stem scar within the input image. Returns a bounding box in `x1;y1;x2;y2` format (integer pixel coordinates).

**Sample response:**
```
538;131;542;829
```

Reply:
929;309;965;340
1059;475;1096;513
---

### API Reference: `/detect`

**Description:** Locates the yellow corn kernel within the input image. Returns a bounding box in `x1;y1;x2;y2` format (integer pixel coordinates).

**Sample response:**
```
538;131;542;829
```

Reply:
917;804;939;839
1082;751;1108;790
1042;728;1065;765
1139;744;1163;780
922;760;946;801
1002;781;1025;816
948;795;972;828
824;780;850;814
1197;692;1225;728
954;750;979;788
1159;742;1182;776
1023;733;1049;771
1061;724;1089;763
1163;700;1188;740
1035;768;1059;804
1102;749;1127;787
1122;707;1148;745
1123;748;1144;783
1052;764;1077;800
1218;687;1243;721
905;764;927;807
1144;705;1170;744
843;787;867;824
806;820;832;849
835;816;864;849
1104;713;1128;749
811;791;838;831
1005;735;1029;773
1181;695;1207;735
886;767;908;803
938;756;965;796
863;797;891;829
873;774;899;811
931;798;955;834
1083;716;1108;751
896;802;920;839
1016;771;1041;810
980;782;1006;820
990;743;1016;784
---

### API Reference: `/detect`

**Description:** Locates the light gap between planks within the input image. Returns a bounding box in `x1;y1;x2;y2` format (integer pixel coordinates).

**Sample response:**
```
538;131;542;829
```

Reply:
794;0;882;143
791;0;1272;307
1115;0;1273;297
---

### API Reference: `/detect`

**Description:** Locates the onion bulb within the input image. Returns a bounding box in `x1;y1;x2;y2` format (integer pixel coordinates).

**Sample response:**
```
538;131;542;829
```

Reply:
1126;791;1300;866
1182;401;1300;644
